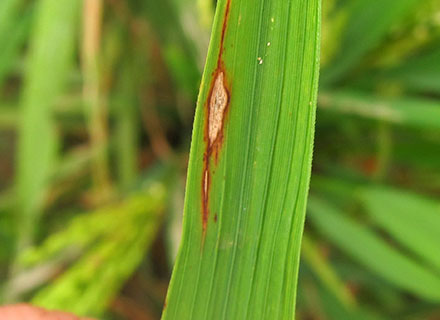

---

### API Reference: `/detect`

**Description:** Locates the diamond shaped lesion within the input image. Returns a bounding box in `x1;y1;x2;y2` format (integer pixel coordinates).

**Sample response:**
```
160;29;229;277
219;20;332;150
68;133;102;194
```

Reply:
208;72;228;146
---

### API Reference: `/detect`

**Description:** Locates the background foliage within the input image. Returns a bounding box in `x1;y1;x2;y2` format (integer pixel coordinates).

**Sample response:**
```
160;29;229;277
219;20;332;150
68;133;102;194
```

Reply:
0;0;439;319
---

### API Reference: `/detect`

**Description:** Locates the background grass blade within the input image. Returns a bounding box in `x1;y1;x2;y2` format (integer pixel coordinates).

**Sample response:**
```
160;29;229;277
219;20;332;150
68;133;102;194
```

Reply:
321;0;419;84
360;186;440;270
29;183;166;316
301;234;355;309
82;0;112;201
163;0;321;318
318;90;440;129
14;0;80;253
308;197;440;301
114;59;140;190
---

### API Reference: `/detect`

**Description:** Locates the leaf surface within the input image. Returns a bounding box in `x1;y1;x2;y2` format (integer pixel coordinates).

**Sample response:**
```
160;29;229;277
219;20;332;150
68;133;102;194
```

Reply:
163;0;321;319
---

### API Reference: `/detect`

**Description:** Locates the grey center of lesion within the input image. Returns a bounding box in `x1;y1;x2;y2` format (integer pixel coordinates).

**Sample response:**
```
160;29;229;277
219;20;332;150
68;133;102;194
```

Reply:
208;72;228;145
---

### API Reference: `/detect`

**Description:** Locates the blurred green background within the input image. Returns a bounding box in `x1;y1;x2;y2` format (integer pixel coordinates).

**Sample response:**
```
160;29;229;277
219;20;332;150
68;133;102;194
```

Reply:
0;0;439;319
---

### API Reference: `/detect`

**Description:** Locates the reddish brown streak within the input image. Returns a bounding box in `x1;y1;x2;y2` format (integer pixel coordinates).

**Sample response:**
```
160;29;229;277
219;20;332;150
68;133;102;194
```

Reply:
201;0;232;242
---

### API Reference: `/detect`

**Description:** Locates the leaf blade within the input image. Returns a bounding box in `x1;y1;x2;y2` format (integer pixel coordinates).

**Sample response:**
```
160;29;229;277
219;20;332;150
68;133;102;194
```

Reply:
163;0;321;318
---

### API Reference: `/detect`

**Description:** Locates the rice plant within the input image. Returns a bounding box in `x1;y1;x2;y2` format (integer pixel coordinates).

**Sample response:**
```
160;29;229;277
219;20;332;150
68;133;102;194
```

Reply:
0;0;439;319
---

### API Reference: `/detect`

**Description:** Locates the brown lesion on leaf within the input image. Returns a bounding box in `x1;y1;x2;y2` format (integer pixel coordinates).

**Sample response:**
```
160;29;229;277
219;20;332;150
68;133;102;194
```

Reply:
201;0;232;242
208;72;228;145
201;68;230;241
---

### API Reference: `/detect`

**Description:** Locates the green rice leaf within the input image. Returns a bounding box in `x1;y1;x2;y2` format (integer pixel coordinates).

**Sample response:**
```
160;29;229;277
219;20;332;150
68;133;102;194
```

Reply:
163;0;321;318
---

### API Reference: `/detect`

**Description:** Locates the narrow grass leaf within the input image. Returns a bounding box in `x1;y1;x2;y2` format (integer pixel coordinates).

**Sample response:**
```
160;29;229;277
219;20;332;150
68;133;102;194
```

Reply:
318;90;440;130
308;197;440;301
30;183;166;316
114;60;140;189
317;285;385;320
15;0;80;250
302;234;355;308
142;0;202;90
164;0;321;319
360;186;440;271
321;0;419;84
